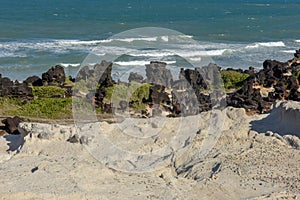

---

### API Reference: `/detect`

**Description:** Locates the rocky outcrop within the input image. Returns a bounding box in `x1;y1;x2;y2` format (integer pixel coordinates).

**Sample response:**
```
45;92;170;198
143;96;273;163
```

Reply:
148;85;170;105
171;63;223;116
94;61;115;88
227;50;300;113
24;76;43;86
1;116;23;135
42;65;66;85
94;61;116;109
0;76;33;100
145;61;173;88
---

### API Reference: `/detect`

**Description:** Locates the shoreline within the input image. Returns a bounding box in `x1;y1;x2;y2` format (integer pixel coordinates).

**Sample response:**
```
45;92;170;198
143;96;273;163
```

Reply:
0;49;300;127
1;48;300;199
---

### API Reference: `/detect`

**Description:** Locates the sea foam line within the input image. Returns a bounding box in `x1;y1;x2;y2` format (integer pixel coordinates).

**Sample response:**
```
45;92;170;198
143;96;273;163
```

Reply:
114;60;176;66
59;63;81;68
245;41;285;49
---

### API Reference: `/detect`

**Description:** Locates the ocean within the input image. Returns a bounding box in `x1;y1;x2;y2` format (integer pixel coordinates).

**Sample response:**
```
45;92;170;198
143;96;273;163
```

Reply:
1;0;300;80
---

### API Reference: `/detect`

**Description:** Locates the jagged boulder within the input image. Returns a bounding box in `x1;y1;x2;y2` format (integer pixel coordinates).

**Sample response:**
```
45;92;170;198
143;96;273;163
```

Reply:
145;61;173;88
148;84;170;105
77;65;92;81
1;116;23;135
24;76;43;86
90;61;116;111
227;50;300;113
94;61;115;87
0;76;33;99
42;65;66;85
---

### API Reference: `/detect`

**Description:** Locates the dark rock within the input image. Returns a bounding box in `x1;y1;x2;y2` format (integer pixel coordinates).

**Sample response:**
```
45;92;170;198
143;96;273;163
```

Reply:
68;76;76;83
0;77;13;96
148;85;170;105
294;49;300;58
62;85;73;98
0;130;6;136
0;76;33;99
77;65;92;81
31;167;39;173
128;72;144;83
67;134;80;143
145;61;173;88
171;89;201;116
24;76;43;86
103;103;113;113
226;53;300;113
287;76;300;101
93;61;116;112
42;65;66;85
1;116;23;135
94;61;115;87
178;67;207;91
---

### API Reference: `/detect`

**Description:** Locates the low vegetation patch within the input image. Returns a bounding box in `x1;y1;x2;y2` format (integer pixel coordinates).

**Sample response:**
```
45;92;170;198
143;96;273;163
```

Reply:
32;86;67;98
5;98;72;119
105;82;151;111
221;70;249;90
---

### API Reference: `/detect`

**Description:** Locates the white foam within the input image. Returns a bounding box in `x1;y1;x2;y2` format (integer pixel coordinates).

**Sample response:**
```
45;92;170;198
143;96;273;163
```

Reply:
189;57;202;62
128;48;230;58
245;44;259;49
178;35;193;39
60;63;81;68
115;37;158;42
245;41;285;49
114;60;176;66
280;50;295;54
295;40;300;43
260;41;285;47
0;38;159;53
161;36;169;42
54;39;104;45
129;51;175;57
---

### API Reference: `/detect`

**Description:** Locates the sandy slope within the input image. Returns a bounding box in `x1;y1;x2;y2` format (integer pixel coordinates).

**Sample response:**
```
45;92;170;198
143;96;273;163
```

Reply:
0;101;299;200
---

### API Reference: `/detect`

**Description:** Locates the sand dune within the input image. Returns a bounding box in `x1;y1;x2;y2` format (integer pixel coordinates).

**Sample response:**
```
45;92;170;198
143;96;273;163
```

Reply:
0;101;299;199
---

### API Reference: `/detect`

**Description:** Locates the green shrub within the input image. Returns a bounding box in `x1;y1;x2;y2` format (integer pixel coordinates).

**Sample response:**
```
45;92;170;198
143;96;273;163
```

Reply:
73;78;99;94
105;82;151;110
0;97;23;109
32;86;66;98
221;70;249;90
5;98;72;119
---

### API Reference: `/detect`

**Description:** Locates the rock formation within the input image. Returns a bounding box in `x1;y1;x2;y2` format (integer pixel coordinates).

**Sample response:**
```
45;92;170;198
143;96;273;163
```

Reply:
227;50;300;113
1;116;23;134
42;65;66;85
145;61;173;88
0;76;33;100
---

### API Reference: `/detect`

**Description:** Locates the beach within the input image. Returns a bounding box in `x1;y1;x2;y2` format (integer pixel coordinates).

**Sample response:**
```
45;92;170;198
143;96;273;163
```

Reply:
1;50;300;199
1;1;300;199
0;102;299;199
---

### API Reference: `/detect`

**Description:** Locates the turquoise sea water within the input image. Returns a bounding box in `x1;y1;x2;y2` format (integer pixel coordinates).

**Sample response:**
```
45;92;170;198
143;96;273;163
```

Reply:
1;0;300;80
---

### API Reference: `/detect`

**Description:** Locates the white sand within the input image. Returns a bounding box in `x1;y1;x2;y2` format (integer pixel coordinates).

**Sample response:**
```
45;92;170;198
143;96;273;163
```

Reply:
0;101;299;199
